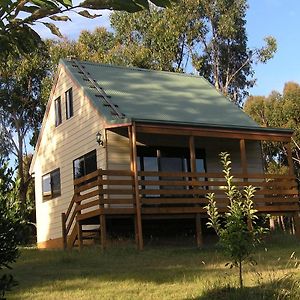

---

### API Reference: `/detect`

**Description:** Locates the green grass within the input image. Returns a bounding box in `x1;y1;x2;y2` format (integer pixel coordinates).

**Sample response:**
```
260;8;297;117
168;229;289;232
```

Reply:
4;234;300;300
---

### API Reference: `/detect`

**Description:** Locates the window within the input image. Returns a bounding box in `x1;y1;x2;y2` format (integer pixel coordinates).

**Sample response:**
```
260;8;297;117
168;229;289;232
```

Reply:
42;168;61;201
65;88;73;119
73;150;97;179
137;146;206;193
54;97;62;126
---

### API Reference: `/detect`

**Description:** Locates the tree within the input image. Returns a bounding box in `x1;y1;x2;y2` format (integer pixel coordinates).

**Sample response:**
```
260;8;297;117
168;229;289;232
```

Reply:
244;82;300;182
0;0;174;56
205;152;267;288
110;1;201;71
0;46;50;213
191;0;276;104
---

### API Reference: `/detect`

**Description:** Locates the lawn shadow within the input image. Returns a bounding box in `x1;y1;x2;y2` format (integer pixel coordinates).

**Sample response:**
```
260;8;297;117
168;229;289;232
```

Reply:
186;277;300;300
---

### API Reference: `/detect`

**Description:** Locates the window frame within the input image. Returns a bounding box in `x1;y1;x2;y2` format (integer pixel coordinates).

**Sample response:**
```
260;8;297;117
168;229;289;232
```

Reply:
42;168;61;201
73;150;97;180
65;88;74;120
54;96;62;127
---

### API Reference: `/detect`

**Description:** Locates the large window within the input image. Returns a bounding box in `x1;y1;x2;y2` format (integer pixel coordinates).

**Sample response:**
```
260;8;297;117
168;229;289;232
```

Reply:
65;88;73;119
137;146;206;193
73;150;97;179
42;168;61;201
54;97;62;126
137;146;206;173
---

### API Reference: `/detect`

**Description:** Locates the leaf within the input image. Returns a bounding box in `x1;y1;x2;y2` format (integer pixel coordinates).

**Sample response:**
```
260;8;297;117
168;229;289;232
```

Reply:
56;0;73;7
30;0;59;9
49;15;71;21
42;22;63;38
150;0;173;8
77;10;101;19
133;0;149;10
20;5;41;13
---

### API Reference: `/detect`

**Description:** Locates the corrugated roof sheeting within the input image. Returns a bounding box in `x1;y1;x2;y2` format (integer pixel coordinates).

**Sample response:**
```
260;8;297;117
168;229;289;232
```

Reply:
61;59;262;128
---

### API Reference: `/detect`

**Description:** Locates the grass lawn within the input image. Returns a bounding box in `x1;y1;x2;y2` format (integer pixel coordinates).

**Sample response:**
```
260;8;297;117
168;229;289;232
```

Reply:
5;234;300;300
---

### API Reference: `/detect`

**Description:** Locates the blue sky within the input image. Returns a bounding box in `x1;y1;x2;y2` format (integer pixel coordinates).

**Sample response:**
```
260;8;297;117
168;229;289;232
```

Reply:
36;0;300;97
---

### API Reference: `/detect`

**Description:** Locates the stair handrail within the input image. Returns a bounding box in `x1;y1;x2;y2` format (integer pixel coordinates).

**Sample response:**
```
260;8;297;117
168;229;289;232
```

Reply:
61;169;102;249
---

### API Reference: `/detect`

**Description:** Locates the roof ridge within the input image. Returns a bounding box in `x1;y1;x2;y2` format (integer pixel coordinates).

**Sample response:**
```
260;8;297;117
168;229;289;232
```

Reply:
61;58;204;80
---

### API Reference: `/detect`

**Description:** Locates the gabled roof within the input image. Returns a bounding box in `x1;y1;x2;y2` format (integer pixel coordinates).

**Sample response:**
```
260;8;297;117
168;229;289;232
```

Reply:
61;59;259;129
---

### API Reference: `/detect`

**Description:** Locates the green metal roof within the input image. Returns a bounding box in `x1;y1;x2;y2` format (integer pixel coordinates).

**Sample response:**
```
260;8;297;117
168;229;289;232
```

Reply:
61;59;260;128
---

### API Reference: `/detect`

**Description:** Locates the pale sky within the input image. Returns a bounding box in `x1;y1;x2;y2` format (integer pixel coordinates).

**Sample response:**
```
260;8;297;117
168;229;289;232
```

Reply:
34;0;300;97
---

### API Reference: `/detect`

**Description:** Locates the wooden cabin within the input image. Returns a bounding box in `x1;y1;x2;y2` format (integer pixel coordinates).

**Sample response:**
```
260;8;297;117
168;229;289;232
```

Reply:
29;59;300;249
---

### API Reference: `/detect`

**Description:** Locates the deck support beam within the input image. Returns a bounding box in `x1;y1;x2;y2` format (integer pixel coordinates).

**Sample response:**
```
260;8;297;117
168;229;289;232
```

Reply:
77;221;83;250
61;213;67;250
293;212;300;239
130;123;144;250
189;136;203;247
100;214;106;249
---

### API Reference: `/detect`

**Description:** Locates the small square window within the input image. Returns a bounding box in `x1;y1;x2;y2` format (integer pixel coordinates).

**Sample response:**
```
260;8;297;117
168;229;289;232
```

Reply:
65;88;73;119
42;168;61;201
55;97;62;126
73;150;97;179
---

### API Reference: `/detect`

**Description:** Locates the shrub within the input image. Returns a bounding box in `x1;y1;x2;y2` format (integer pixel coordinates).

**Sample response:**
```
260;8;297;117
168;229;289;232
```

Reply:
205;152;267;288
0;161;20;299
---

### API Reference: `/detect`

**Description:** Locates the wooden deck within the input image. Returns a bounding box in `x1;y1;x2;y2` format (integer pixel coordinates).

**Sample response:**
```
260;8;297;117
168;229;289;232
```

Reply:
62;169;300;250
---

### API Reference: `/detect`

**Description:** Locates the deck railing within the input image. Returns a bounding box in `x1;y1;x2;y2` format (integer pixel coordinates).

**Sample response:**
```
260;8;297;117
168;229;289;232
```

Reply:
138;171;299;214
62;169;300;247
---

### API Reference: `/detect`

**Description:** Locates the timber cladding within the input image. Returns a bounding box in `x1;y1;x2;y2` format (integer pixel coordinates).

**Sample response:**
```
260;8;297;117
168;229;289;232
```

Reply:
33;66;106;244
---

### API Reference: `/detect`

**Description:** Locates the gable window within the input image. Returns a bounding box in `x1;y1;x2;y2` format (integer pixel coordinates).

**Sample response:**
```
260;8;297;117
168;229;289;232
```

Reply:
42;168;61;201
65;88;73;119
54;97;62;126
73;150;97;179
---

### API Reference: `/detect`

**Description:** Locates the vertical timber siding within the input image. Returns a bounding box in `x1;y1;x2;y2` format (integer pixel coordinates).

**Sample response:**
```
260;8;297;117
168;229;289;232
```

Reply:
33;67;106;245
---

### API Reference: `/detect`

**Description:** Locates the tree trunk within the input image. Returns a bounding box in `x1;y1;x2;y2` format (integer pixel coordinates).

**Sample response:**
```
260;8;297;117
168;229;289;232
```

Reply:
239;259;243;289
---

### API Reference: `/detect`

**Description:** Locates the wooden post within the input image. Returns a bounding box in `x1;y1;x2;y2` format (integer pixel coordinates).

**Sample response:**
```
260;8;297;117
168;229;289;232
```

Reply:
293;212;300;239
98;172;106;250
189;136;196;173
240;139;248;178
131;123;143;250
128;127;139;248
100;214;106;249
77;221;83;250
286;142;294;175
240;139;253;230
189;136;203;247
61;213;67;250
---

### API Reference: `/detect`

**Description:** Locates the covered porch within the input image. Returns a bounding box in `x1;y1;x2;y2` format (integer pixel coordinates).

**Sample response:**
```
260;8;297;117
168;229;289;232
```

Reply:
62;122;300;250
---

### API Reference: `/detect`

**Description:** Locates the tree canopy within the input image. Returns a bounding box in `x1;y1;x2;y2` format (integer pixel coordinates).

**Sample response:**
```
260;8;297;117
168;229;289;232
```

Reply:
244;82;300;182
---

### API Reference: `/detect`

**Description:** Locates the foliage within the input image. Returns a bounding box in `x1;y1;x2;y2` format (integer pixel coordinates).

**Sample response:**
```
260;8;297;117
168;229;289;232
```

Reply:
109;0;276;104
0;46;49;213
0;0;173;56
0;160;22;299
205;152;267;288
244;82;300;183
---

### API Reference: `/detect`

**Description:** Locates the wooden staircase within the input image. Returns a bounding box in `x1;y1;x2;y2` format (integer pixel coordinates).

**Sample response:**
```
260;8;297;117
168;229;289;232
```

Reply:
61;169;135;250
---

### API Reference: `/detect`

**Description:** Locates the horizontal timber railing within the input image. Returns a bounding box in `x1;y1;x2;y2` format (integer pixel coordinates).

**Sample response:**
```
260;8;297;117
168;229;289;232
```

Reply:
137;171;300;214
61;169;135;248
62;169;300;246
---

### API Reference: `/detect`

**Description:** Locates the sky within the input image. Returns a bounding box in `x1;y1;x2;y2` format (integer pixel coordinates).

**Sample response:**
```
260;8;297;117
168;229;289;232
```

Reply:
35;0;300;97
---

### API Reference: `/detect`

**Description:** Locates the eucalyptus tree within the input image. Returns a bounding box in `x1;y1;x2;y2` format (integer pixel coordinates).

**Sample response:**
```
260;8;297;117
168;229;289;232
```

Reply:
110;0;277;104
0;46;50;212
244;82;300;180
